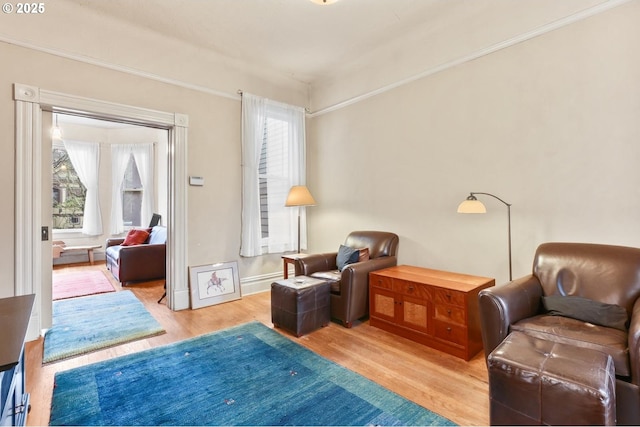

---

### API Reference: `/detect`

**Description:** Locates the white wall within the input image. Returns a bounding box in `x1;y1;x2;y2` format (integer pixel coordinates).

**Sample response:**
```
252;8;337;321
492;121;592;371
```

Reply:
306;1;640;286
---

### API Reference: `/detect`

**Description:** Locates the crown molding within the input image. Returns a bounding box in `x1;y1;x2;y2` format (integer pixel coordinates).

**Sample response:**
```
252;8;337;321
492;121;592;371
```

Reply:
1;35;240;102
1;0;631;118
308;0;632;117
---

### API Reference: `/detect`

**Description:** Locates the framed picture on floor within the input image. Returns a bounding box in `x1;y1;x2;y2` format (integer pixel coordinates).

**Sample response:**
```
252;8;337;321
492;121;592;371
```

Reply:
189;261;241;309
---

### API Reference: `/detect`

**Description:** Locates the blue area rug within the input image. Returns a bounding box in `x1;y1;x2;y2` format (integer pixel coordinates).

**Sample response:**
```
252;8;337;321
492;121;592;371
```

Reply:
43;290;165;364
49;321;455;426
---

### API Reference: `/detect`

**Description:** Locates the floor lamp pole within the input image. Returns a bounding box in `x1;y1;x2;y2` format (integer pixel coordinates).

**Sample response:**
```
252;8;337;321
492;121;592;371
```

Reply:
296;207;301;254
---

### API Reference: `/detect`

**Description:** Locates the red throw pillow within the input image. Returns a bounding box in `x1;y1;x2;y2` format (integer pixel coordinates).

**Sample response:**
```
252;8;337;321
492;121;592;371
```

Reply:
121;229;150;246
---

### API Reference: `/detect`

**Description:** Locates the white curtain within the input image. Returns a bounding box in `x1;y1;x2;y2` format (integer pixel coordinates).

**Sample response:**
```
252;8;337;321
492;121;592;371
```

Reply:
110;143;154;234
132;143;154;227
240;93;267;257
240;92;307;257
285;106;306;252
63;140;102;236
110;144;131;234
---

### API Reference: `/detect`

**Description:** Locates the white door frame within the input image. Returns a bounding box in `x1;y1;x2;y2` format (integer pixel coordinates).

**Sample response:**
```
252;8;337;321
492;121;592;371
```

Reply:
14;83;189;340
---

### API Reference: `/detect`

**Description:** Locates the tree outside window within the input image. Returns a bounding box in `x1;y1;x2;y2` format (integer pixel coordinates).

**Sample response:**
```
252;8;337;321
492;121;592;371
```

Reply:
52;146;86;230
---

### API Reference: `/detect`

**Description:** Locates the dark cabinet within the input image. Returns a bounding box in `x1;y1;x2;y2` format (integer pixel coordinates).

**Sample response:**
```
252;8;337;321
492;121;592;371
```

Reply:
0;294;34;426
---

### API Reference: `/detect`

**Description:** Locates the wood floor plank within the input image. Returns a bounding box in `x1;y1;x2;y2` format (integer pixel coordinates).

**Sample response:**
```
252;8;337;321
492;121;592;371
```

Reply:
25;264;489;426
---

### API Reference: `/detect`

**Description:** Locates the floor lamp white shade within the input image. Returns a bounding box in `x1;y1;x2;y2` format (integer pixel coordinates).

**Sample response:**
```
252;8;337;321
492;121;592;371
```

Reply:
285;186;316;253
458;192;512;281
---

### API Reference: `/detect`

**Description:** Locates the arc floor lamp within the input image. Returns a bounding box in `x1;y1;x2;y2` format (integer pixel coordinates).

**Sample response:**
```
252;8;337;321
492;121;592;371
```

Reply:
457;192;512;281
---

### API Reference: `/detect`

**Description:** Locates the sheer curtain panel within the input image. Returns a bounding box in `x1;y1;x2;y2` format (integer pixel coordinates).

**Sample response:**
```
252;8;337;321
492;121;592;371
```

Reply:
131;143;155;226
240;93;266;257
63;140;103;235
110;144;131;235
240;92;307;257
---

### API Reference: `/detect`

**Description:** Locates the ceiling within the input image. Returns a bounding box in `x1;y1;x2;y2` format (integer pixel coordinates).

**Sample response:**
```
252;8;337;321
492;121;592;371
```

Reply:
63;0;613;85
68;0;450;83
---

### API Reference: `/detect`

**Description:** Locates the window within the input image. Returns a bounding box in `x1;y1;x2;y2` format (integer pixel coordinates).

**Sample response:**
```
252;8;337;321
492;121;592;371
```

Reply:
259;116;290;240
110;143;154;234
52;144;86;230
240;93;307;257
122;154;143;227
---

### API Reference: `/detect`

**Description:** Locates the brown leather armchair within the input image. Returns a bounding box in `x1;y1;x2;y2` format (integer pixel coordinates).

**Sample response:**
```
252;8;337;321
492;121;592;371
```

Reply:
479;242;640;425
105;226;166;286
294;230;399;328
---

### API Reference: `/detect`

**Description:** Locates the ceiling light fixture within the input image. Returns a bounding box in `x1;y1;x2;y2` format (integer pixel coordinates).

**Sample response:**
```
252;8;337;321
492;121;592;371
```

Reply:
309;0;339;4
51;113;63;140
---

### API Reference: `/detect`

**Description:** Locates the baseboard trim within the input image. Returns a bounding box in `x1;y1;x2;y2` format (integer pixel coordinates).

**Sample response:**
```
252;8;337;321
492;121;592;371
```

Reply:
240;271;282;296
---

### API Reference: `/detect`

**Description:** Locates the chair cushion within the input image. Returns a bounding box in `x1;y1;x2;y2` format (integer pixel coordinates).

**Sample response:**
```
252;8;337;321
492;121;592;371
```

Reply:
148;226;167;244
105;245;122;261
512;314;630;377
310;270;341;293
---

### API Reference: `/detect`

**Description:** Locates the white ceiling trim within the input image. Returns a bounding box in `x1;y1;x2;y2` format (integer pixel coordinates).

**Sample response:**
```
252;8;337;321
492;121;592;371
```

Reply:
1;0;630;118
1;35;241;102
309;0;632;118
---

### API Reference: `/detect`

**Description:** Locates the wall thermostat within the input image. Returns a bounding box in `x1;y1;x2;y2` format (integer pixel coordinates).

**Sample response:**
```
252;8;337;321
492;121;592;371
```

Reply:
189;176;204;186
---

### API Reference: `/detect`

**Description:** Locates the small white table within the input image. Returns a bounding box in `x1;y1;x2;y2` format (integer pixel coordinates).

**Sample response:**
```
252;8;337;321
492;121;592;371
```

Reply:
53;242;101;265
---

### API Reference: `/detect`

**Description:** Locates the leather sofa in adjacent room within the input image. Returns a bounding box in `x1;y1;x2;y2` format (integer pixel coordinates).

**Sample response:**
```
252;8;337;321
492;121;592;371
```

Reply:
105;225;166;286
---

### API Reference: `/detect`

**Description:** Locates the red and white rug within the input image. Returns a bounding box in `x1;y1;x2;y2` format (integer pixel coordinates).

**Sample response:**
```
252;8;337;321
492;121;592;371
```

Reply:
52;270;116;301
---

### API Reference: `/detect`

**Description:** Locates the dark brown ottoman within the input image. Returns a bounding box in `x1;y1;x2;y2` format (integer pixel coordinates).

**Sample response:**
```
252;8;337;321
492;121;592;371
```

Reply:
488;331;616;426
271;276;330;337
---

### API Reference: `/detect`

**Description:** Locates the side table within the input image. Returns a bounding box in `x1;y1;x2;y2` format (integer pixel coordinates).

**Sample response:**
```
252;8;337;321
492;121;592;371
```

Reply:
271;276;330;337
281;253;311;279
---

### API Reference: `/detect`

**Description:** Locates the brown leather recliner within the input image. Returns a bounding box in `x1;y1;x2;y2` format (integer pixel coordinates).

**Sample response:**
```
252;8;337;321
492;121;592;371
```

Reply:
295;231;399;328
479;242;640;425
105;226;166;286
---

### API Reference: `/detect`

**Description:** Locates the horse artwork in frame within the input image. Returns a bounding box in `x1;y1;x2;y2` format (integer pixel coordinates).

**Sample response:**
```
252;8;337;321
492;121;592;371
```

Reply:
189;261;241;309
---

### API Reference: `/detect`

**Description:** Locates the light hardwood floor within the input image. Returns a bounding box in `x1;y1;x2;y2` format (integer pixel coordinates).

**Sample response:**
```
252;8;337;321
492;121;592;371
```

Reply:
26;264;490;426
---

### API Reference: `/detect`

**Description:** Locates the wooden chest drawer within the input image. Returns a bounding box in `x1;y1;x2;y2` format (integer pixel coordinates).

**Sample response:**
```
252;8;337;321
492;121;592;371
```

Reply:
370;274;392;290
433;288;465;307
434;320;467;346
369;265;494;360
434;304;465;325
393;279;430;299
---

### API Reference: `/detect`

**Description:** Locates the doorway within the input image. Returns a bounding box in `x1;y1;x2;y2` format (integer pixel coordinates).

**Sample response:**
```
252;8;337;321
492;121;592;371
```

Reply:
14;83;189;340
49;113;169;302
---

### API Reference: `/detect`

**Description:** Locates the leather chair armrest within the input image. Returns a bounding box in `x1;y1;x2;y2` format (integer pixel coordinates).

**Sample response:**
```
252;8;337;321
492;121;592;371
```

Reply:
478;274;543;360
341;256;398;299
295;253;338;276
343;256;398;278
106;238;125;248
337;256;398;320
628;298;640;385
